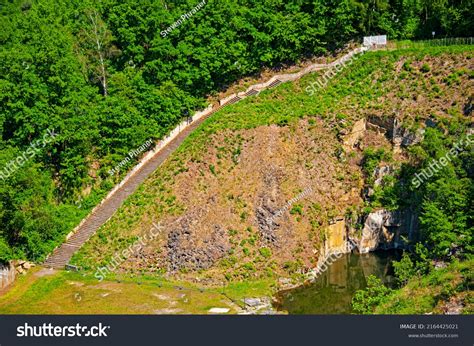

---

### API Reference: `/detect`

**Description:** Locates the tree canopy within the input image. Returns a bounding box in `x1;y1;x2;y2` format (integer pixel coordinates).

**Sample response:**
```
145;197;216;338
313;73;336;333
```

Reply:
0;0;472;261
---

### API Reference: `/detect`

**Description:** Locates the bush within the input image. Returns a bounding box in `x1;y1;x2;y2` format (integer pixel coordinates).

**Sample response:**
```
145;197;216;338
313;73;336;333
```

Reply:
420;63;431;73
352;276;393;314
259;247;272;258
290;204;303;216
393;253;416;285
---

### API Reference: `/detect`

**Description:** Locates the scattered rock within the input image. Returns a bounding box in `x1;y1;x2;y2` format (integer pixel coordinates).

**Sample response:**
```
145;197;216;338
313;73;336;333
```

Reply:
255;167;283;244
278;277;293;286
208;307;230;314
255;205;279;243
373;165;393;187
153;293;170;300
364;186;375;197
241;297;279;315
12;260;35;276
167;220;230;272
343;118;366;150
243;298;262;307
22;262;34;270
442;297;464;315
392;118;424;148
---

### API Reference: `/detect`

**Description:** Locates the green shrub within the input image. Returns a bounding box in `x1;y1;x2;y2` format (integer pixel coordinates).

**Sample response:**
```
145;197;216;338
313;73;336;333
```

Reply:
402;60;413;72
259;247;272;258
209;165;217;176
352;276;393;314
420;63;431;73
290;204;303;216
393;253;416;285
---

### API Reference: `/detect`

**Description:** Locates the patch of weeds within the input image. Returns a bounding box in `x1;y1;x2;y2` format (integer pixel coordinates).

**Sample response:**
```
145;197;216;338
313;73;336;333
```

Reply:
220;256;237;269
402;60;413;72
242;263;256;271
277;118;289;127
290;204;303;216
228;229;238;237
259;247;272;258
246;235;257;246
420;63;431;73
209;164;217;176
232;147;241;165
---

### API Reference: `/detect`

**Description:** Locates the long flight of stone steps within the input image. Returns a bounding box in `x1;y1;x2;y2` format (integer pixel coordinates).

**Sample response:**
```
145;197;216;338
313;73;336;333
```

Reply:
43;46;368;269
43;109;222;269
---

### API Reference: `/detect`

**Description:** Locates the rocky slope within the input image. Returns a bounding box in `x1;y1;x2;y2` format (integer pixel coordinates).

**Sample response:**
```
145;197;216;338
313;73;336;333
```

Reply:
71;45;474;285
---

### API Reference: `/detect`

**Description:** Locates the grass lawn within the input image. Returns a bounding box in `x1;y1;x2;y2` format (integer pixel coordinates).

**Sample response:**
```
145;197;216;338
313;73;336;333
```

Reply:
0;267;274;314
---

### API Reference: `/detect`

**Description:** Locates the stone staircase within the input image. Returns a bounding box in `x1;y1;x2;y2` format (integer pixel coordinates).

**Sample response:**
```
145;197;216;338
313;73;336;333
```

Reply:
43;109;220;268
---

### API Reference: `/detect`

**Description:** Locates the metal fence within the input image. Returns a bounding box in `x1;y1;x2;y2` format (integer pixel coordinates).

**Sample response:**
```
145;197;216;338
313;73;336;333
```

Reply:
392;37;474;49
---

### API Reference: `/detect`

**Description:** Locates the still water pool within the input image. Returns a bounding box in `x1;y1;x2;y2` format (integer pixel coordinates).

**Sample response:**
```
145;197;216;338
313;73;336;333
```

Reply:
274;251;400;314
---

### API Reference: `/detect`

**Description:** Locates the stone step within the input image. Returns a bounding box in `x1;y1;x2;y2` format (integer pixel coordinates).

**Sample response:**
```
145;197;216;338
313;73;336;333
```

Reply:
268;79;282;88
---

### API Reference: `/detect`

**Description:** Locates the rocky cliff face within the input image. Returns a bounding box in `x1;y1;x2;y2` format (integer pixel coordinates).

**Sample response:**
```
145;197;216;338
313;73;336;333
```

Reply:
307;218;353;280
366;115;425;150
357;209;418;253
0;262;18;289
308;206;419;266
326;219;349;254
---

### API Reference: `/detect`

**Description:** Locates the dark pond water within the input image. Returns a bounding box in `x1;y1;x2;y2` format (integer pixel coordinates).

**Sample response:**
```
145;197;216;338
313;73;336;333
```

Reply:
274;251;401;314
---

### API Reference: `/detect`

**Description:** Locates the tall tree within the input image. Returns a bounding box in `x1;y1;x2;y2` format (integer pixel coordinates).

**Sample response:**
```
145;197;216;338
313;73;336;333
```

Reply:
78;8;118;96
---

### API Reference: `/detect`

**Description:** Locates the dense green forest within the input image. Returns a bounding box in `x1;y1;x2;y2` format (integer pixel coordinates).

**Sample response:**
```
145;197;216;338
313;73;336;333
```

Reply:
0;0;473;262
353;119;473;313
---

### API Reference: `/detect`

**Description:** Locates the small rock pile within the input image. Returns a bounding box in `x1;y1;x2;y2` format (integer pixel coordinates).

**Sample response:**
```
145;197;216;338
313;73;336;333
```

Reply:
15;260;35;275
239;297;281;315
